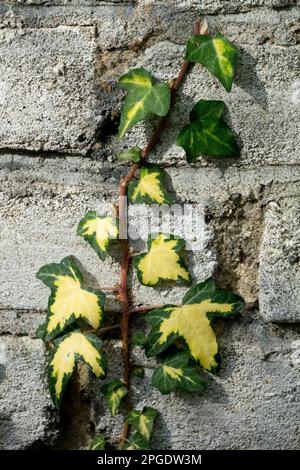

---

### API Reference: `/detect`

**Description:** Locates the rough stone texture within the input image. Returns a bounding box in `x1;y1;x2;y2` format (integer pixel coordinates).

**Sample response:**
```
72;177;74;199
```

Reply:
93;314;300;449
0;0;299;451
0;336;57;449
260;198;300;322
0;22;99;154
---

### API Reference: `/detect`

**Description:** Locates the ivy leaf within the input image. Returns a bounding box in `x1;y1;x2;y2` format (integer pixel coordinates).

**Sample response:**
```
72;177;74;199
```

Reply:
131;331;147;347
132;366;145;379
125;407;159;442
176;99;239;162
151;352;206;395
128;165;172;205
37;256;106;341
118;68;170;138
49;331;106;408
118;147;142;163
134;233;190;287
77;211;118;261
36;322;47;341
90;433;106;450
123;432;150;450
101;379;128;417
190;99;225;123
145;277;244;372
186;33;238;92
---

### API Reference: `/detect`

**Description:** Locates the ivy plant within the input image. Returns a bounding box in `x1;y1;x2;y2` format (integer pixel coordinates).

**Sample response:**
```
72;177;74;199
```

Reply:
36;20;244;450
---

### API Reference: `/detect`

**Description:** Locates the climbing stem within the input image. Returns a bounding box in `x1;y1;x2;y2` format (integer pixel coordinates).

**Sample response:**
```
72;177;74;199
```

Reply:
117;19;201;448
128;305;166;315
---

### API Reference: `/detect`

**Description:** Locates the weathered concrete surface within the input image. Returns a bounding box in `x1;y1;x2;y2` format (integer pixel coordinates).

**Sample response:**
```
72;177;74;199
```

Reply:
93;314;300;449
260;198;300;322
0;0;299;451
0;336;57;449
1;156;299;312
0;23;99;154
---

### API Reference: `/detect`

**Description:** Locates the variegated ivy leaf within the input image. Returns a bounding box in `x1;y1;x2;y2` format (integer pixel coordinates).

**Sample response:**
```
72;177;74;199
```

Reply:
186;33;238;92
100;379;128;417
132;366;145;379
125;407;159;442
176;99;239;162
128;165;172;205
131;331;147;347
190;99;225;123
123;432;150;450
118;68;170;138
37;256;106;341
134;234;190;287
145;277;244;372
90;433;106;450
77;211;118;261
49;331;106;408
151;352;206;395
36;322;47;341
118;147;141;163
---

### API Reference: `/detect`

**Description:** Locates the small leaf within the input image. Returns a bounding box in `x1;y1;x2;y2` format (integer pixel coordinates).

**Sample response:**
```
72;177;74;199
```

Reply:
134;233;190;287
36;322;47;341
123;432;150;450
128;165;172;205
176;99;239;162
90;433;106;450
190;99;225;123
145;277;244;372
118;68;170;138
186;33;238;92
132;366;145;378
101;379;128;417
77;211;118;261
118;147;142;163
125;407;159;442
151;352;206;394
37;256;106;340
49;331;106;408
131;331;147;347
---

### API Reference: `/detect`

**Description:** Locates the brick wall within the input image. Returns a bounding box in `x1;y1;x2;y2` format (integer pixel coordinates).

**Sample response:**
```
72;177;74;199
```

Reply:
0;0;299;449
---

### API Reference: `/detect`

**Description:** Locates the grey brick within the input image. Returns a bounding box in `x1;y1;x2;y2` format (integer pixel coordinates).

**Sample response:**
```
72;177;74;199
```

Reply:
0;25;99;154
92;317;300;449
260;198;300;322
0;336;57;449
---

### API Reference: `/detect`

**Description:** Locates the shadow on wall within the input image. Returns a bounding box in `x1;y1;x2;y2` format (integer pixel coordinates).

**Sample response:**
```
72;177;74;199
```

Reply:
151;378;230;449
235;48;268;112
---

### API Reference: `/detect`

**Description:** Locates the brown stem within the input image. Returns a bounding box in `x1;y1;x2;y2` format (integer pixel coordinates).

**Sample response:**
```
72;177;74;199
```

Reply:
85;324;120;335
117;19;201;448
118;180;132;448
129;304;165;315
122;20;201;190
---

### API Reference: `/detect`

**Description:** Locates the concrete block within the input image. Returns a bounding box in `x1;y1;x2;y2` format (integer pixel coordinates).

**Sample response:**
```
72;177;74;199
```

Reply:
92;317;300;449
260;198;300;322
0;24;99;154
0;336;57;449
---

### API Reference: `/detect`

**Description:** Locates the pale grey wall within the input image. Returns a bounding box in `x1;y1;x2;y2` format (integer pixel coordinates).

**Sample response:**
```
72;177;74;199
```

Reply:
0;0;299;450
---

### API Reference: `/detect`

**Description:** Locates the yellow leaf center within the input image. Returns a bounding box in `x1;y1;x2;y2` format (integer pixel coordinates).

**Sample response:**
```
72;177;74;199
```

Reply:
82;217;118;251
139;415;151;441
163;365;183;380
212;38;233;78
159;301;233;370
138;234;189;285
51;332;104;400
48;275;101;332
132;171;164;204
